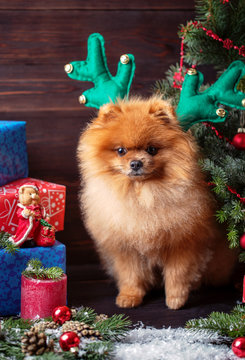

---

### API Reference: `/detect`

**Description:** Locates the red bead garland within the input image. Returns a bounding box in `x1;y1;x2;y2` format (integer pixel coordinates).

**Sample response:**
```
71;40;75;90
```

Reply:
192;21;245;57
208;182;245;205
172;35;196;90
204;122;233;145
173;37;185;89
226;185;245;204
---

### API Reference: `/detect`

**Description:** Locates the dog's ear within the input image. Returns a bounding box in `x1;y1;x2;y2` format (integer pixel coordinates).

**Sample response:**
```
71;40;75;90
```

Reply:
149;98;178;125
97;102;122;123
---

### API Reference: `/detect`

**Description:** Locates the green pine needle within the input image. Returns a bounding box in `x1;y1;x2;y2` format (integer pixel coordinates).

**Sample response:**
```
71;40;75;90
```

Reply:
0;341;24;360
227;224;239;248
73;307;97;324
0;231;19;255
22;258;64;280
186;305;245;338
1;317;32;331
83;341;114;360
95;314;132;341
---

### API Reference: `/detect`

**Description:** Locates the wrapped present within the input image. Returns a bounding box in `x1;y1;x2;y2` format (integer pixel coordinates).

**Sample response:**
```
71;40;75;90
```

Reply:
0;121;28;186
0;240;66;316
0;177;66;234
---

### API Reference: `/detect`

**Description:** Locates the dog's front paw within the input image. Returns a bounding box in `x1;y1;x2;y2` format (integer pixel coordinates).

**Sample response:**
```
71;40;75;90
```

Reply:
116;293;143;308
166;294;188;310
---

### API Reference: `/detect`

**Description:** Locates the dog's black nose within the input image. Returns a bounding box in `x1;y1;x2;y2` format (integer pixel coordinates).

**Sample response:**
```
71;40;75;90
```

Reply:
130;160;143;170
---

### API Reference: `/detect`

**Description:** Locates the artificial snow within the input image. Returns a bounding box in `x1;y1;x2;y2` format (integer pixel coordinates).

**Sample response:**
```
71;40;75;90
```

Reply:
114;326;237;360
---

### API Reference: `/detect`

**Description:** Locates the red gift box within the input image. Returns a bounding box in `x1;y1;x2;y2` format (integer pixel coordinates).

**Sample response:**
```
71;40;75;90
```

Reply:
0;177;66;234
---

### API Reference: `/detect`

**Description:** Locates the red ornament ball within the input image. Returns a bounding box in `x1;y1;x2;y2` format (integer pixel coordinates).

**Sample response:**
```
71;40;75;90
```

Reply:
232;337;245;358
240;233;245;249
59;331;80;351
232;133;245;150
52;305;72;325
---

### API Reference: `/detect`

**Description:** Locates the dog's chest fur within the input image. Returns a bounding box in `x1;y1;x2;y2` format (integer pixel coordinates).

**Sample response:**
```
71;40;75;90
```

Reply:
82;176;202;254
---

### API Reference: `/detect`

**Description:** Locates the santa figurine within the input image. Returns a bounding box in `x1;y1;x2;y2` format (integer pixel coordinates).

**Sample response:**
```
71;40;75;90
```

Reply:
9;182;55;247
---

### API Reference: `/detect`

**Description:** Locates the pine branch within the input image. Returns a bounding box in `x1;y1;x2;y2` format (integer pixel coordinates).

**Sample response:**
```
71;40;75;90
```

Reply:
73;307;97;325
227;224;239;248
95;314;132;341
0;231;19;255
22;259;64;280
0;341;24;360
1;317;32;332
216;209;228;223
186;305;245;338
82;341;114;360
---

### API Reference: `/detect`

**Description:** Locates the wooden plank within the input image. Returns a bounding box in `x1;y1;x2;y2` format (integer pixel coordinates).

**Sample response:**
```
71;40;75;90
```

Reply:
0;10;194;111
0;79;166;112
0;0;195;10
0;10;193;63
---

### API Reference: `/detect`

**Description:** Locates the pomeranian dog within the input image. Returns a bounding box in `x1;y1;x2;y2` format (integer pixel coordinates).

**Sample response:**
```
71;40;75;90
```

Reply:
77;96;237;310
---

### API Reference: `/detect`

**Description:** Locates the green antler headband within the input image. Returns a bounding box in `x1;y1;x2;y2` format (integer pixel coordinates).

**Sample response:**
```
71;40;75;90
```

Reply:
64;33;136;109
176;60;245;130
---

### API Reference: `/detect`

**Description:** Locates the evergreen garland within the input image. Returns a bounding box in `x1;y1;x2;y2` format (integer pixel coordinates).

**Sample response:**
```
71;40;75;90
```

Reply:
22;259;64;280
191;114;245;257
153;0;245;260
180;0;245;71
0;307;131;360
186;304;245;338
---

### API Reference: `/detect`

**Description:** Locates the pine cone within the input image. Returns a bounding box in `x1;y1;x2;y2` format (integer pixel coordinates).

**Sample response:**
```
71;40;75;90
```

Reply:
61;321;102;340
71;307;77;318
95;314;108;322
31;321;59;332
21;330;54;356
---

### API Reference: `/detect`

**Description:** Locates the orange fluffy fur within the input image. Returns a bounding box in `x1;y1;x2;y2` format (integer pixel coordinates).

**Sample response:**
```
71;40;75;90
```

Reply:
77;96;237;310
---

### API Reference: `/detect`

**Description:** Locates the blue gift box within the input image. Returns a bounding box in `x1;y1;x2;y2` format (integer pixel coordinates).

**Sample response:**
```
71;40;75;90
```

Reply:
0;241;66;316
0;121;28;186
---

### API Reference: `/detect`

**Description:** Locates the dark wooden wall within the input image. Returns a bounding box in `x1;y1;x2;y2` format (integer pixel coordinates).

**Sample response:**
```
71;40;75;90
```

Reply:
0;0;195;266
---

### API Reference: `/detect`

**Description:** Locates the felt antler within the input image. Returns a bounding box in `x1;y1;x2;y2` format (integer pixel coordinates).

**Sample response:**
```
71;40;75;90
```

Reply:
176;61;245;130
64;33;136;109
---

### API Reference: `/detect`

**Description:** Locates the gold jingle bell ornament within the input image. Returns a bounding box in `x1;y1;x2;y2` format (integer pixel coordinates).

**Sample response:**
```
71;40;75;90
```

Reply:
120;54;130;65
78;94;86;105
216;108;226;118
187;68;197;76
64;64;73;74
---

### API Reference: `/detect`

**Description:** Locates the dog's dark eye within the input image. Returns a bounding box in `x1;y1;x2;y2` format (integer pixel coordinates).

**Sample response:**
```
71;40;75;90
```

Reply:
117;147;127;156
146;146;158;156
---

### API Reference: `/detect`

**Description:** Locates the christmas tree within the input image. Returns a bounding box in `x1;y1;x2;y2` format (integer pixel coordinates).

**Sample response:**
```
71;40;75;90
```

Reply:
154;0;245;262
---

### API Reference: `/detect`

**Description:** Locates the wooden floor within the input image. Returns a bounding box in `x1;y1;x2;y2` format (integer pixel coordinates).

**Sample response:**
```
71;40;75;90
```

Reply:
67;264;242;329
